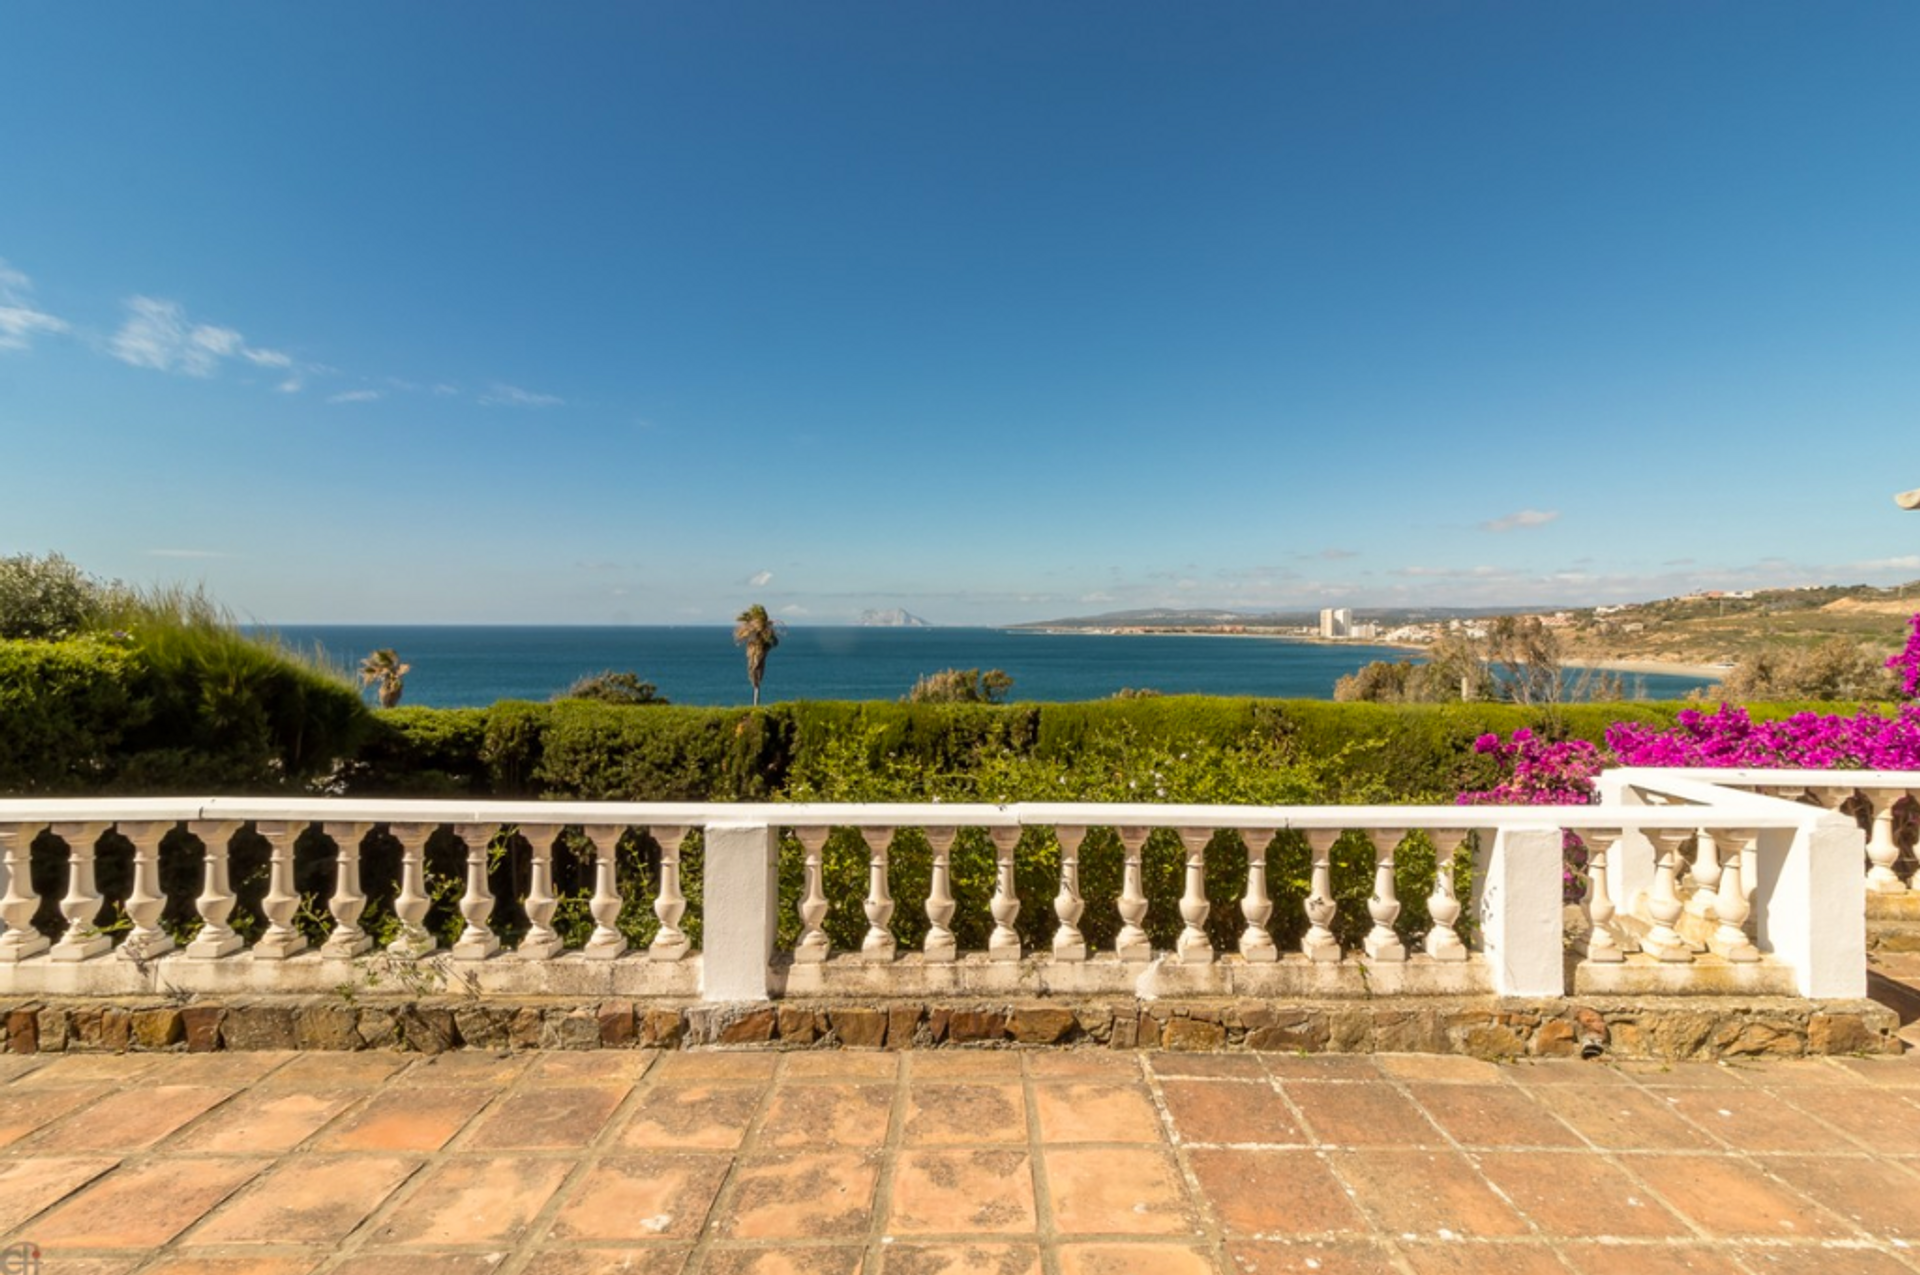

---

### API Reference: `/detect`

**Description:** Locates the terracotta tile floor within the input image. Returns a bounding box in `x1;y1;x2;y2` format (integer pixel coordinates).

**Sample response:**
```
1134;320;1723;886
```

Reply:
1;1046;1919;1273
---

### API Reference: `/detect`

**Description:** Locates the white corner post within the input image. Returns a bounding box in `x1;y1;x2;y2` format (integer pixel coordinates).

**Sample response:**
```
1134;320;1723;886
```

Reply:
700;821;779;1002
1762;813;1867;998
1594;772;1655;915
1479;825;1566;997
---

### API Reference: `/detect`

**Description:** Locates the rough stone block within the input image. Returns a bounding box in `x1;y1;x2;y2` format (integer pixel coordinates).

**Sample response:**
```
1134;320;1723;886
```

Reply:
776;1006;820;1045
1245;1011;1330;1053
924;1008;951;1044
1161;1018;1225;1051
453;1005;508;1051
182;1005;225;1053
597;1002;636;1048
1073;1007;1113;1043
1530;1019;1579;1058
35;1008;68;1053
1007;1006;1077;1045
225;1004;299;1051
508;1007;544;1050
357;1007;399;1051
131;1007;184;1050
947;1009;1008;1044
6;1009;39;1055
1328;1008;1372;1053
1377;1009;1444;1054
829;1007;886;1048
294;1004;361;1051
719;1007;778;1045
68;1008;103;1051
641;1009;686;1049
1712;1018;1803;1058
538;1008;599;1052
887;1005;921;1050
1808;1012;1885;1056
1647;1011;1715;1060
1107;1012;1138;1050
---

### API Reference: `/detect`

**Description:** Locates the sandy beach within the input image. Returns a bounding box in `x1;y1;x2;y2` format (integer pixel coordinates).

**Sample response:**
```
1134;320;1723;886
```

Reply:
1561;656;1731;680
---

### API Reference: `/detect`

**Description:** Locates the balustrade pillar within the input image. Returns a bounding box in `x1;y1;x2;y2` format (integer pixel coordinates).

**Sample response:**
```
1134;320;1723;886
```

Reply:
388;823;438;959
516;824;564;960
1363;828;1407;961
860;828;896;961
1685;829;1721;921
1577;829;1627;963
924;826;959;962
50;822;111;961
320;821;374;959
115;822;177;962
0;823;50;962
1641;828;1694;962
1238;828;1278;963
187;820;245;959
1051;826;1088;962
793;827;831;963
1863;790;1909;894
1423;830;1470;961
449;823;501;960
251;822;309;960
1174;828;1213;965
988;827;1023;961
1709;827;1760;962
649;826;690;961
1115;826;1152;962
580;826;627;960
1301;829;1342;963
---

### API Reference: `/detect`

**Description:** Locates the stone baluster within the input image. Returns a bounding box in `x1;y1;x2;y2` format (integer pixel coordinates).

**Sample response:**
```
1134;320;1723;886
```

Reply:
320;821;374;959
1709;827;1761;962
580;825;628;960
988;827;1023;961
1423;830;1470;961
1641;828;1694;962
388;823;438;958
649;826;691;960
1239;828;1278;962
1577;829;1626;963
860;828;896;961
49;822;112;961
187;820;245;959
1115;826;1152;961
1175;828;1213;964
116;821;177;962
1685;829;1721;921
1052;826;1088;962
924;826;959;962
793;827;832;963
1863;789;1908;894
1301;829;1342;962
515;824;564;959
449;823;500;960
0;823;50;962
1364;828;1407;961
251;822;309;960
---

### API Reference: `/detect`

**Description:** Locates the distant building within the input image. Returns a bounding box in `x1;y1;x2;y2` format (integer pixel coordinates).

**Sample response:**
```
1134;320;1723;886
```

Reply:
1318;607;1352;639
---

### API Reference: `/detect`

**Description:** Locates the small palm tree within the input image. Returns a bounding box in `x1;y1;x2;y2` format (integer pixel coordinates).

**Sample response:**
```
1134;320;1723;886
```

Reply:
359;648;411;709
733;605;783;706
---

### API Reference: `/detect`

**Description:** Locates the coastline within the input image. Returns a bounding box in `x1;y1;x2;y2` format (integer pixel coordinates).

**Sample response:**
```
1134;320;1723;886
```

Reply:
1561;656;1730;680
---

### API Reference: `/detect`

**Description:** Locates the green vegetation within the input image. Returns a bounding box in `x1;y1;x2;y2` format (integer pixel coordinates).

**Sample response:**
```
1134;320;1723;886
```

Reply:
556;670;669;705
358;648;411;708
903;667;1014;704
733;604;782;706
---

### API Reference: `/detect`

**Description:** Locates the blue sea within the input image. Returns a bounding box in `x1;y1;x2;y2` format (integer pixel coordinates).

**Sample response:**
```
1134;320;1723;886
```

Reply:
263;626;1716;709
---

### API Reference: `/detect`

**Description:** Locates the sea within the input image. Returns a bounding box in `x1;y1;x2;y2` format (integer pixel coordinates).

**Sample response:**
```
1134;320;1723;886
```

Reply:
263;626;1717;709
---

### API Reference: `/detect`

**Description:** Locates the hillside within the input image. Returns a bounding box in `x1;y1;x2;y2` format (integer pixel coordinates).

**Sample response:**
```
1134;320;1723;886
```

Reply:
1557;584;1918;667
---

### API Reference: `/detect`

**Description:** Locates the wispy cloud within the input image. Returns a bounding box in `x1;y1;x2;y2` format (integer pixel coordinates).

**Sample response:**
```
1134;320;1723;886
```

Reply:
0;259;68;351
1853;555;1920;571
327;389;383;404
748;569;775;587
146;548;234;559
479;383;564;408
109;296;291;378
1480;509;1561;533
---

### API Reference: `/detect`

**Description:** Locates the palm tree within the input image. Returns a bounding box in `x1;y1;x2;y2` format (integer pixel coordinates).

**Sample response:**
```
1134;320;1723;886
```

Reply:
359;648;411;709
733;605;783;706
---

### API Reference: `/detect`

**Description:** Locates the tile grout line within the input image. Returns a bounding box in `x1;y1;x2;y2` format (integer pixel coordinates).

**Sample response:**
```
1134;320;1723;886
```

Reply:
676;1052;798;1275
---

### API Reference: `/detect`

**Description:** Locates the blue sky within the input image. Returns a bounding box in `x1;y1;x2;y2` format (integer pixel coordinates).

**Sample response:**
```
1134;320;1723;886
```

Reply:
3;3;1917;625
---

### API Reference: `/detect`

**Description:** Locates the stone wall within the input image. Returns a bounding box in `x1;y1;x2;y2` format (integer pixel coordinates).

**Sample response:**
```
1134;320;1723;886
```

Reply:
0;995;1900;1061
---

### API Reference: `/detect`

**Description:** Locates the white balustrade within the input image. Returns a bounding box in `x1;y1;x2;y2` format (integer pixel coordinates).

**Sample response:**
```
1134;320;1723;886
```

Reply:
0;775;1880;1002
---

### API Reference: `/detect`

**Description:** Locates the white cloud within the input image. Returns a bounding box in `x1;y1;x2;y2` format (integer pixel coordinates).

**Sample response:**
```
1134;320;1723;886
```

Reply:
1854;555;1920;571
479;382;563;408
780;604;809;616
276;376;303;393
0;259;68;351
432;383;459;396
327;389;383;404
748;570;775;587
1480;509;1561;533
109;295;286;378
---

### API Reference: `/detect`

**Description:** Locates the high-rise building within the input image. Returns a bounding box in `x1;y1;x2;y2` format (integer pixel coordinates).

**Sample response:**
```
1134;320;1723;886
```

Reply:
1318;607;1352;639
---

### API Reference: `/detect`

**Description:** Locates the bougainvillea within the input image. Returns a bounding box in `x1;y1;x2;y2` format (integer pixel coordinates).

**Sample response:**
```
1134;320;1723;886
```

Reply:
1890;613;1920;700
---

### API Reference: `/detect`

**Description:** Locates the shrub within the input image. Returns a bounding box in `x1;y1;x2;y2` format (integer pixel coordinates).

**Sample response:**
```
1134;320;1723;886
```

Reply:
557;670;668;705
0;552;114;639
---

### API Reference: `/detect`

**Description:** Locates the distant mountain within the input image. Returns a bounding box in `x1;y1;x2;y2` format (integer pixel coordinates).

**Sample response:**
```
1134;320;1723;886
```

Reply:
859;608;931;628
